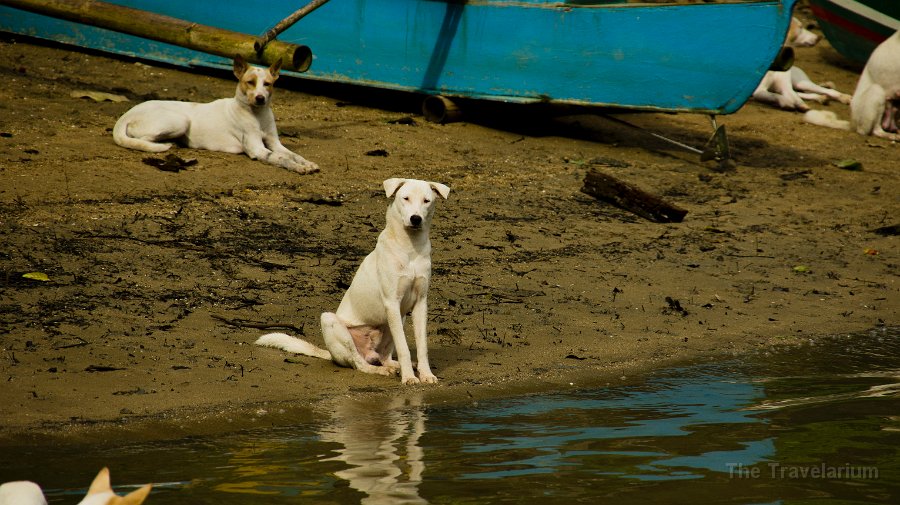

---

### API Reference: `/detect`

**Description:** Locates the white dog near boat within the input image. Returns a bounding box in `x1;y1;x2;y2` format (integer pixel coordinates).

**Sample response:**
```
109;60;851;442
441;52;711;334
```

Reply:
256;178;450;385
787;16;819;47
753;66;852;111
113;55;318;174
752;16;852;111
804;30;900;140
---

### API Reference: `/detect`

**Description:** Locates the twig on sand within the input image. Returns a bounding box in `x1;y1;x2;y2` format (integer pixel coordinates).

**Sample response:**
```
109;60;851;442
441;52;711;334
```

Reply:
211;314;305;334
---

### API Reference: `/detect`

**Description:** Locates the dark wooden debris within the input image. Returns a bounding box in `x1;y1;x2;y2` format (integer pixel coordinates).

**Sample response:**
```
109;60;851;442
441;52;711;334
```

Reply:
581;169;688;223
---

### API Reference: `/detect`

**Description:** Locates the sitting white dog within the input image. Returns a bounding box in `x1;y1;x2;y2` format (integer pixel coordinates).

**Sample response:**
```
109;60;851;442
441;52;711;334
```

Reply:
257;178;450;385
805;30;900;140
113;55;318;174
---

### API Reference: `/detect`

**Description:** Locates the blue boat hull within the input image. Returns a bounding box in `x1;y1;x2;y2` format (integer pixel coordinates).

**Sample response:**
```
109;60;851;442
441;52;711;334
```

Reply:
0;0;797;114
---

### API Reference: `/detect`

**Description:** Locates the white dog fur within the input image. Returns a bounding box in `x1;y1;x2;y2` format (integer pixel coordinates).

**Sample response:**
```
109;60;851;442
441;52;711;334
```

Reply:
752;17;852;111
787;16;819;48
1;468;150;505
804;31;900;140
257;178;450;385
113;55;318;174
0;481;46;505
753;66;852;111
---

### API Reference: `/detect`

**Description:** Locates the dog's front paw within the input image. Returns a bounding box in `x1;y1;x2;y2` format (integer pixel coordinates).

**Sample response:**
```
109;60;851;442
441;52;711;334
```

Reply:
401;375;421;385
285;152;319;174
419;373;439;384
270;152;319;174
292;159;319;175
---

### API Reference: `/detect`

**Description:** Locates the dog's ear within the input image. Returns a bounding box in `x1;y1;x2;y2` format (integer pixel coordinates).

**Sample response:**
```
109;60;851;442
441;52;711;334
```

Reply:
429;182;450;199
233;55;249;79
383;178;407;198
86;467;113;496
120;484;153;505
268;58;282;80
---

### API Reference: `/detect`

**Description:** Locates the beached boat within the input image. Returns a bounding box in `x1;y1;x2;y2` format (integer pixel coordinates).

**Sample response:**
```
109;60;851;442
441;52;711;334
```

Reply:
808;0;900;65
0;0;797;116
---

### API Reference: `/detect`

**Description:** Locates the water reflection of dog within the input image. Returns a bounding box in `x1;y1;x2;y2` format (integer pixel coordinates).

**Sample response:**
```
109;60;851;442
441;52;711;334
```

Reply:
319;394;428;505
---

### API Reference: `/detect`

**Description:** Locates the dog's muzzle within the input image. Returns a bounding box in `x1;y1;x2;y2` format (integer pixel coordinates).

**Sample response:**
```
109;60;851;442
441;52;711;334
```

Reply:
254;95;267;105
409;215;423;228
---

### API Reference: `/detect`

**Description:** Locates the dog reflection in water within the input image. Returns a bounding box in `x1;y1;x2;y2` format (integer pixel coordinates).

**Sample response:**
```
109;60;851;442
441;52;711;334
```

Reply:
320;394;428;505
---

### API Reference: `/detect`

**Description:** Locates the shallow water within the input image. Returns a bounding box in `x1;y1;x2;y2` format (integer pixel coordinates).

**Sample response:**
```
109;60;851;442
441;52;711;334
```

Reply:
3;327;899;504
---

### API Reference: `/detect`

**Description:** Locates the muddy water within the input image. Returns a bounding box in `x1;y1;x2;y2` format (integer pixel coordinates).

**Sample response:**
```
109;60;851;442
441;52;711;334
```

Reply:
3;327;899;504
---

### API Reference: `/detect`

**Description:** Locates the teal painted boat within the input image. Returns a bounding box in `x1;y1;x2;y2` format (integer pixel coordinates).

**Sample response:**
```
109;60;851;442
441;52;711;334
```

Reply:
809;0;900;65
0;0;798;117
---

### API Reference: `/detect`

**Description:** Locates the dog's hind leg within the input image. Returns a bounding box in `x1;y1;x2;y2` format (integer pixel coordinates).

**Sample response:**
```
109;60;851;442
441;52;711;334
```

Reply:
872;108;900;139
796;92;828;104
850;85;891;137
113;106;190;153
791;67;852;104
881;99;899;132
321;313;397;376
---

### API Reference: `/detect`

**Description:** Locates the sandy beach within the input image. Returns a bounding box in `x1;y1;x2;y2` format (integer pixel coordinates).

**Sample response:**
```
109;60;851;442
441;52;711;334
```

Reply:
0;20;896;444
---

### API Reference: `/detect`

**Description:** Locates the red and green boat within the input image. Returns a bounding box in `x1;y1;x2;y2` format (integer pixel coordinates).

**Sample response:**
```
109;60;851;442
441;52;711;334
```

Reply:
809;0;900;65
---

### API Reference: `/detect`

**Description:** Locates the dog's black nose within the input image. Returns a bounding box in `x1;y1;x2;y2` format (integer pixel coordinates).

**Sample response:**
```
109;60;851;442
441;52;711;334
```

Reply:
254;95;266;105
410;215;422;227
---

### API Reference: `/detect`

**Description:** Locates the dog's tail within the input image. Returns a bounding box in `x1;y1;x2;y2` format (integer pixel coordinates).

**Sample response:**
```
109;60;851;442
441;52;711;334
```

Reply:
255;332;332;360
112;115;173;153
803;110;851;131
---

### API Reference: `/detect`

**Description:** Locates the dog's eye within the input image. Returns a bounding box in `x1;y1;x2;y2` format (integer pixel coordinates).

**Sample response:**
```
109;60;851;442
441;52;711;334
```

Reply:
264;81;273;87
247;79;256;86
424;199;431;204
403;197;410;201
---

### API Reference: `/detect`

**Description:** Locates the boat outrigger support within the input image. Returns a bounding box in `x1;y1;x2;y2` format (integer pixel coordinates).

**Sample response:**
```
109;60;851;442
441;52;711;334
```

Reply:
599;113;730;165
1;0;313;71
702;116;730;164
254;0;331;53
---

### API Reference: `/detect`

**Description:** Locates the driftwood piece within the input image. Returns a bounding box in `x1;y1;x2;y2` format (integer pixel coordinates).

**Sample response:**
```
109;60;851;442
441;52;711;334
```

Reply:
581;169;688;223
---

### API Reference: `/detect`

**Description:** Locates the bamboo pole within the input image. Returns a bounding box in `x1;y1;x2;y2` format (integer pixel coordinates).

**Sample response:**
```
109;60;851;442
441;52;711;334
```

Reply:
255;0;330;53
0;0;312;71
422;95;463;124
